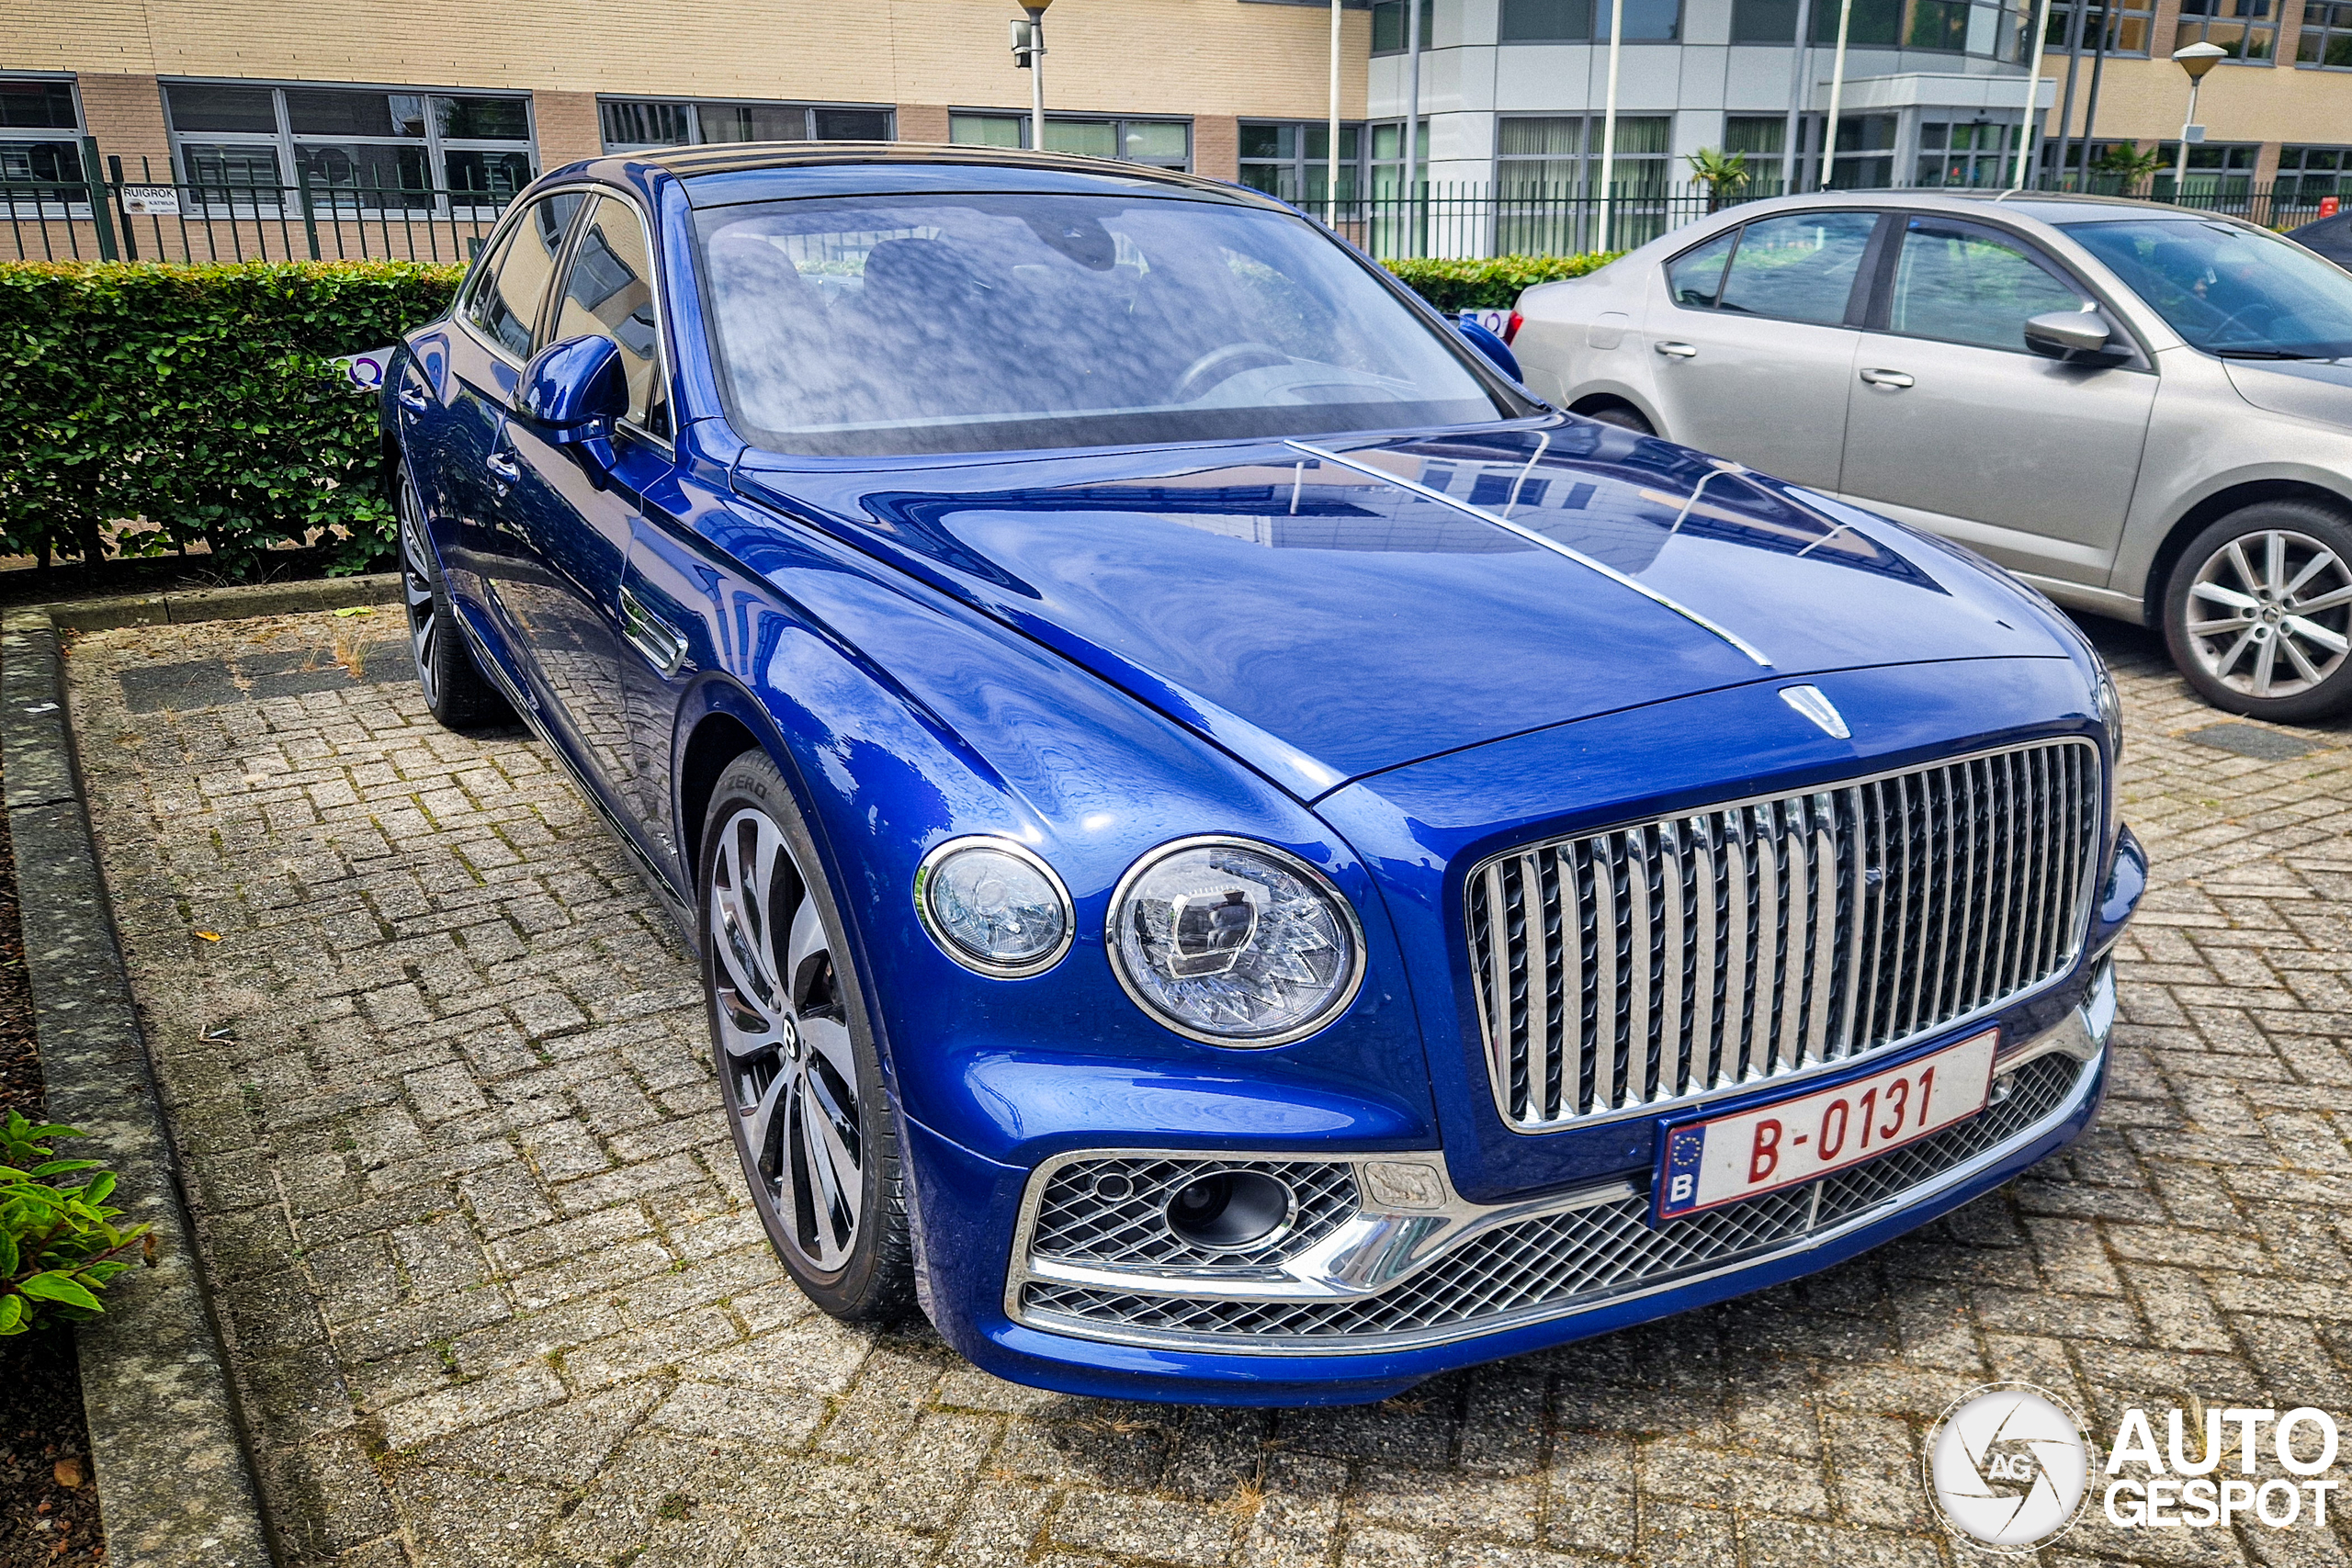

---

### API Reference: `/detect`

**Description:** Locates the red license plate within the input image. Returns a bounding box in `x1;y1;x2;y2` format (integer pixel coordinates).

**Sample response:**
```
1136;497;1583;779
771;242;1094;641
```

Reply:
1653;1028;1998;1223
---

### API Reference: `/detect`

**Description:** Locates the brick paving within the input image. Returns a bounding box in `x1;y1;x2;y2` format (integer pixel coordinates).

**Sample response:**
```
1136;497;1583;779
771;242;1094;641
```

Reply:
57;606;2352;1567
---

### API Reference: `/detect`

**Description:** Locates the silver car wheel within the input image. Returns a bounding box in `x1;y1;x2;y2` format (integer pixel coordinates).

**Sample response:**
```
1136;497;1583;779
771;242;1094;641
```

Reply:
708;803;865;1275
397;482;443;709
2184;528;2352;701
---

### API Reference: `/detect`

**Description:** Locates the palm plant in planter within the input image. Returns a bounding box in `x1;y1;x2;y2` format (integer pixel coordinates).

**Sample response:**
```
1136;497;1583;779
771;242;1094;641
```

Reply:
1684;147;1750;212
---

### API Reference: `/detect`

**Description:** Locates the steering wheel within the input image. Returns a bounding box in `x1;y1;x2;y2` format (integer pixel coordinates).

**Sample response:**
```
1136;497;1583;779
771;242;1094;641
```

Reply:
1170;342;1291;403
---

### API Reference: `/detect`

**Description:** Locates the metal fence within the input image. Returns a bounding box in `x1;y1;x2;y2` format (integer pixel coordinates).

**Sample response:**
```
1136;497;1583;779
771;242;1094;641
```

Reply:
2;140;514;265
0;139;2332;266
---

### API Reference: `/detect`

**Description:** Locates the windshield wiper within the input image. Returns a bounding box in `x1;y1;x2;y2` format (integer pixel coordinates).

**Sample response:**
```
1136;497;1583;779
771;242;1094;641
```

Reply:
2214;348;2333;360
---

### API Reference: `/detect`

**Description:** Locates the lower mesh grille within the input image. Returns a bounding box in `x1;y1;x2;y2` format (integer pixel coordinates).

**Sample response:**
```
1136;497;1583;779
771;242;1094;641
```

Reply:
1022;1052;2083;1346
1029;1156;1360;1269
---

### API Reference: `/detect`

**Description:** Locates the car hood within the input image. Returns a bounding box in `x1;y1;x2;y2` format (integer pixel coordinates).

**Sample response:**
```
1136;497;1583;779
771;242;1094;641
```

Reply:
2223;355;2352;426
734;420;2072;799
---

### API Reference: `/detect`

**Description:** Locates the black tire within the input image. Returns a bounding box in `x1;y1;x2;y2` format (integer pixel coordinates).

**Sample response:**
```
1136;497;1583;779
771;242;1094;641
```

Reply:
1578;401;1656;435
2163;500;2352;723
397;468;510;728
698;750;916;1324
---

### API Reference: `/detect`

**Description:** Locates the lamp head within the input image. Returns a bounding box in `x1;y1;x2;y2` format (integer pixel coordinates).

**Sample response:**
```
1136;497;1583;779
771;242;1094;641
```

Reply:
2172;40;2228;78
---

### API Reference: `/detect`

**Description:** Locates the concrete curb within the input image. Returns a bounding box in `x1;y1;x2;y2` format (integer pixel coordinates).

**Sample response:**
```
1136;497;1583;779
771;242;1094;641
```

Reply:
4;604;278;1566
39;570;401;634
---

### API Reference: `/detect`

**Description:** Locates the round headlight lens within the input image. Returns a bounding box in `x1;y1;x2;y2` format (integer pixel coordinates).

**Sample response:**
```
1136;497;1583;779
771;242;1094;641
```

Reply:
2096;662;2123;761
1109;838;1363;1047
917;838;1071;978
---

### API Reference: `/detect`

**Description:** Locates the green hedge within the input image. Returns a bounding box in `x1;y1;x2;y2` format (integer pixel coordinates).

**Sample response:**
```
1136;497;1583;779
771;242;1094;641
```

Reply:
1383;253;1619;313
0;261;463;576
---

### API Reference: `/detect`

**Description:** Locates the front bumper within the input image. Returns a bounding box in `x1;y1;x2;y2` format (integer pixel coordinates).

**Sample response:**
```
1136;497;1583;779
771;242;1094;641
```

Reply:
906;962;2117;1405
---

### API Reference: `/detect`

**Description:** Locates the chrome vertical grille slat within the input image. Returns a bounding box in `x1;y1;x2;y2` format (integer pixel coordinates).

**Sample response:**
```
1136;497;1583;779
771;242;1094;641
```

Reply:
1466;739;2103;1133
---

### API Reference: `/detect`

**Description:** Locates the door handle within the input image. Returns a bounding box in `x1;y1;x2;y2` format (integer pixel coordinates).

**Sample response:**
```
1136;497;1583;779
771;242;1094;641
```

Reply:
1860;368;1915;389
397;385;428;413
486;450;523;482
1654;341;1699;358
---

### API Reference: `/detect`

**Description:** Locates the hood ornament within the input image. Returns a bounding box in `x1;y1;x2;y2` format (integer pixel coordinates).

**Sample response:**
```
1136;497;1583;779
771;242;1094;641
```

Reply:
1781;684;1850;739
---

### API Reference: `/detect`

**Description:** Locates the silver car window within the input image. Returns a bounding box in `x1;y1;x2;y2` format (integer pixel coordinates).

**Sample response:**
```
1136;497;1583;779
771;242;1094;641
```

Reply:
2064;218;2352;359
1885;216;2087;354
1665;229;1737;309
1716;212;1878;326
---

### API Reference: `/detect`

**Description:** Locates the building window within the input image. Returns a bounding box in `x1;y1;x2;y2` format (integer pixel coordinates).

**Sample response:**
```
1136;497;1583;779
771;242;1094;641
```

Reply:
1724;116;1792;194
1494;116;1673;249
2275;146;2350;212
2041;0;2154;54
1501;0;1592;39
0;77;82;188
2072;140;2260;197
1917;121;2019;186
1372;0;1434;52
2175;0;2278;59
1826;113;1897;188
1239;121;1363;204
948;114;1190;170
163;81;534;205
2297;2;2352;65
1731;0;1801;40
1814;0;1904;44
598;98;890;152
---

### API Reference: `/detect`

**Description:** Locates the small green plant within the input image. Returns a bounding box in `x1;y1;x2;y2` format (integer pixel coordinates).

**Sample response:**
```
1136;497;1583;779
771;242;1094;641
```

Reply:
1382;253;1620;313
2;1111;153;1337
2093;141;2166;195
1683;146;1751;209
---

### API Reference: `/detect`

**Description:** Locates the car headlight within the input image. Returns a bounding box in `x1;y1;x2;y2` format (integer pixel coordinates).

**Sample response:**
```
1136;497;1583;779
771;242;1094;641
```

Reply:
1108;837;1364;1047
2096;662;2123;762
916;837;1072;978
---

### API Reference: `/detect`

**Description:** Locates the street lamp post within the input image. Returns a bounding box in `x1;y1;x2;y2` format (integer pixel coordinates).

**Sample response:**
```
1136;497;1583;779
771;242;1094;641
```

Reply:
2169;40;2226;196
1012;0;1054;152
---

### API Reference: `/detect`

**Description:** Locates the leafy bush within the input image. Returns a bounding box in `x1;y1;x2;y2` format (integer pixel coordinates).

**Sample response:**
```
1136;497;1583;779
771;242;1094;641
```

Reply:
0;260;463;577
2;1111;152;1337
1382;253;1620;313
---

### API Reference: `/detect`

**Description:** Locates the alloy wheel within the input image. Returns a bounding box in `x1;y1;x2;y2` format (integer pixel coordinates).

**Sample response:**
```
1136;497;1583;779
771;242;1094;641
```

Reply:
707;804;865;1274
2183;528;2352;701
397;481;443;709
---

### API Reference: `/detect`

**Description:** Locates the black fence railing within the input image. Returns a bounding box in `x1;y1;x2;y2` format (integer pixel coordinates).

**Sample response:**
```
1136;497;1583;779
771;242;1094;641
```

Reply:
0;142;2332;267
1;141;516;265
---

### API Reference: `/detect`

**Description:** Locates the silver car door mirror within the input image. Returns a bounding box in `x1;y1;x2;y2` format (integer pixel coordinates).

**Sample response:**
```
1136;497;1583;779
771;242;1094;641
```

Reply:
2024;310;2123;364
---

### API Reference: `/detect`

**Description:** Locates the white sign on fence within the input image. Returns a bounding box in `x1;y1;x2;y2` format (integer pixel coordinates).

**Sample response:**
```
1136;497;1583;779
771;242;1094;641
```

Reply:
119;186;181;217
1458;308;1511;339
333;347;397;393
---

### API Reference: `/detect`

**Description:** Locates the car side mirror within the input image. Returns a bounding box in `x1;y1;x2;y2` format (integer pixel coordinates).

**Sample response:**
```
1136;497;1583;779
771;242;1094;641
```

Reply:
1456;319;1523;383
2024;310;2125;366
514;334;628;446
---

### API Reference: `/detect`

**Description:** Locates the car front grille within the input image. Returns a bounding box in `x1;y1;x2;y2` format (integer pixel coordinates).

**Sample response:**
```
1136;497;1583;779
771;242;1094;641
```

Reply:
1020;1050;2084;1348
1027;1156;1361;1269
1465;739;2101;1132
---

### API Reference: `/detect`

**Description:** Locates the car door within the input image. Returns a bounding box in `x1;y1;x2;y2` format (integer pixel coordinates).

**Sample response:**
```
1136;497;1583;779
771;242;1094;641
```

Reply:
439;188;585;659
1838;213;2157;587
1643;209;1883;491
500;190;685;860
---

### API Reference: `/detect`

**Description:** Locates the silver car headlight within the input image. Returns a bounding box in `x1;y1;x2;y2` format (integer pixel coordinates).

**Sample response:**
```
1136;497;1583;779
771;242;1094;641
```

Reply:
916;837;1073;978
1108;837;1364;1047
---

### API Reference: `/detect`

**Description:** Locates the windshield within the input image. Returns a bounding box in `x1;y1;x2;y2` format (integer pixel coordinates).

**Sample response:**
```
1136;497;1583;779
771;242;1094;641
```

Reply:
695;192;1512;457
2063;218;2352;360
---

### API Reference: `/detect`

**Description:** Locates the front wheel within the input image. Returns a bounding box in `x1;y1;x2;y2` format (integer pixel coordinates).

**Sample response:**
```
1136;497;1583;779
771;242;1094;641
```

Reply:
1577;401;1656;435
2163;502;2352;722
699;751;915;1323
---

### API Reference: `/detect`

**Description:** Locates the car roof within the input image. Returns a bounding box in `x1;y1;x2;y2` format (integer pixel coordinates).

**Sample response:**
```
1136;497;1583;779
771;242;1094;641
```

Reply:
1711;188;2242;229
584;141;1285;211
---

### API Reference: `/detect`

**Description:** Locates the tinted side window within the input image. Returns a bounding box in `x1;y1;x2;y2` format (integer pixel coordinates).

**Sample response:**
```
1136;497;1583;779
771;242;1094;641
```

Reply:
467;191;583;359
1717;212;1878;326
1886;217;2088;353
1667;229;1737;308
550;195;669;438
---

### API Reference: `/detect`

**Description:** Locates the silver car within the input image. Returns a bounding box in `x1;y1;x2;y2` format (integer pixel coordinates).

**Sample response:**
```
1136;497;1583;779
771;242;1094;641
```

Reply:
1511;190;2352;720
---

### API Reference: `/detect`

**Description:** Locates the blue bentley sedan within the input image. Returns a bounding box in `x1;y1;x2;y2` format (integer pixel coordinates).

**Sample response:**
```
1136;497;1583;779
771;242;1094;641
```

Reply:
384;145;2145;1405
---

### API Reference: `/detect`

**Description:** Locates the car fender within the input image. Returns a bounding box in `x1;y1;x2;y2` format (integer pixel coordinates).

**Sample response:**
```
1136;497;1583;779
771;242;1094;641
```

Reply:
2112;448;2352;607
